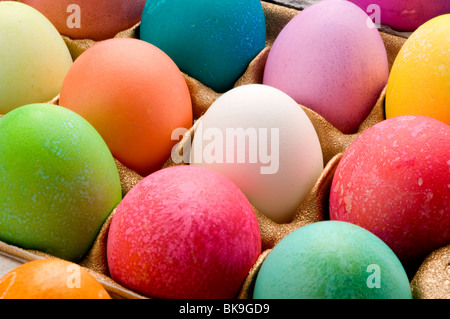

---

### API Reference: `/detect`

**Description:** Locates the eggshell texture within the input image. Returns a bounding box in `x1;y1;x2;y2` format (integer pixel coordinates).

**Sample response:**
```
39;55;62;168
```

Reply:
190;84;324;224
106;165;261;299
0;259;111;299
329;116;450;268
253;221;412;299
348;0;450;31
140;0;266;93
386;15;450;126
22;0;147;41
0;104;122;262
263;0;389;134
59;38;193;177
0;1;72;114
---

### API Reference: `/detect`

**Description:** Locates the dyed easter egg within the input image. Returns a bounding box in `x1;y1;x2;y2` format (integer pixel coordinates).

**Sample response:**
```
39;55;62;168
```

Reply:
0;259;110;299
189;84;324;224
140;0;266;93
59;38;193;177
263;0;389;134
22;0;147;40
386;14;450;126
329;116;450;268
348;0;450;31
0;104;122;262
0;1;72;114
107;165;261;299
253;221;412;299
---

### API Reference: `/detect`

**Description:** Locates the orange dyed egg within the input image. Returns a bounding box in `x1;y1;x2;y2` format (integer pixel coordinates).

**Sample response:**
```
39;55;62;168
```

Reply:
0;259;111;299
21;0;147;41
59;38;193;177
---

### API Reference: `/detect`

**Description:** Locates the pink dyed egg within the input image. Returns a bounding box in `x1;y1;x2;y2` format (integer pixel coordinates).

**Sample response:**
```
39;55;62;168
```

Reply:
329;116;450;268
106;165;261;299
348;0;450;32
263;0;388;134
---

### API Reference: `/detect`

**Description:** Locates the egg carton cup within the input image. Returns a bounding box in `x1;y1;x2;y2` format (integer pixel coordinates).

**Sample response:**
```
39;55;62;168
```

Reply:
61;22;141;61
0;1;446;299
410;244;450;299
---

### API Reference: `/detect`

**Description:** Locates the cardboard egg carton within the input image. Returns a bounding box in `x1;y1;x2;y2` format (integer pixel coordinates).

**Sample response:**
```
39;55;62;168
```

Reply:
0;1;448;299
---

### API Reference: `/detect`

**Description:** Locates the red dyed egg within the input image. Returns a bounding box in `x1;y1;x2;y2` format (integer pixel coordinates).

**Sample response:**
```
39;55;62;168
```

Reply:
106;165;261;299
329;116;450;268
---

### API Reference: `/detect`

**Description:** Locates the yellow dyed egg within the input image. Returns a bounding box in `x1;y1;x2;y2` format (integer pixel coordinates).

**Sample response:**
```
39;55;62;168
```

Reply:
386;14;450;125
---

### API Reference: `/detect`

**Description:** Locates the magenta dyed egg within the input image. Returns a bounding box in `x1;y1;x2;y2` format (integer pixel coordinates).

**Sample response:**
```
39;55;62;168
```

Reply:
106;165;261;299
329;116;450;268
263;0;388;134
348;0;450;32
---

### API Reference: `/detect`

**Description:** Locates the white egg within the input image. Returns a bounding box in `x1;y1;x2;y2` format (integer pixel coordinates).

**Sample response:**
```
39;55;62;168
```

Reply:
190;84;323;223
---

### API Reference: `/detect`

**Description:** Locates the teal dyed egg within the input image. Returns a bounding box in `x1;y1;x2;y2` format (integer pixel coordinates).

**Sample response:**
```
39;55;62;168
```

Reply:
0;104;122;262
139;0;266;93
253;221;412;299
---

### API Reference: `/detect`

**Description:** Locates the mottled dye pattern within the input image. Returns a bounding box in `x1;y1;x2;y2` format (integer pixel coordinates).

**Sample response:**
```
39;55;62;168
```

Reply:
0;104;122;262
329;116;450;267
107;165;261;299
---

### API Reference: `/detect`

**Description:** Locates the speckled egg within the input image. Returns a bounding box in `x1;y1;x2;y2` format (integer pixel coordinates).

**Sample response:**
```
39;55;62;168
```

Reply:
0;104;122;262
140;0;266;93
106;165;261;299
329;115;450;268
253;221;412;299
386;14;450;126
22;0;147;41
263;0;389;134
348;0;450;31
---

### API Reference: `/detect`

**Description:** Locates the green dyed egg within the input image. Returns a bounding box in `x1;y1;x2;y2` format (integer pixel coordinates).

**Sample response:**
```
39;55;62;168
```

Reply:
0;104;122;262
253;221;412;299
